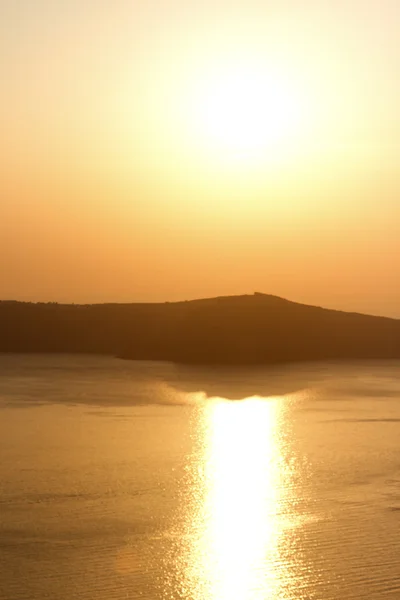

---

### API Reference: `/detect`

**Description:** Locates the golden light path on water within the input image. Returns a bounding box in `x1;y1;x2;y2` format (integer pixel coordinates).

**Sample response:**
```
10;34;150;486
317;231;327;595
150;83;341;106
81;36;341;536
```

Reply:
180;395;298;600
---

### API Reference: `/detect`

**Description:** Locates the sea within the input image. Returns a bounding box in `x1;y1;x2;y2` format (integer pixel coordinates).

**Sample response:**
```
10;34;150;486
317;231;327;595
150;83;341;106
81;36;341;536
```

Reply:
1;353;400;600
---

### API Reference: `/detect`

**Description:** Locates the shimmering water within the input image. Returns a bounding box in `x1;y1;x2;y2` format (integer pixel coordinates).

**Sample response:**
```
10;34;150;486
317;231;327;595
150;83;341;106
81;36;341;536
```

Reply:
1;354;400;600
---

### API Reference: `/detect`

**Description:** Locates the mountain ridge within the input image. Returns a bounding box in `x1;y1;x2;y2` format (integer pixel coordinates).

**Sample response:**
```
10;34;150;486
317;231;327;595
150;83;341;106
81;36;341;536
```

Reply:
1;294;399;364
1;292;395;319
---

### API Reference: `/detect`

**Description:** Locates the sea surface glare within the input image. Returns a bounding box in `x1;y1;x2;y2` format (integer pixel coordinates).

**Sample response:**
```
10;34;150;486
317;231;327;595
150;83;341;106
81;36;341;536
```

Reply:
1;354;400;599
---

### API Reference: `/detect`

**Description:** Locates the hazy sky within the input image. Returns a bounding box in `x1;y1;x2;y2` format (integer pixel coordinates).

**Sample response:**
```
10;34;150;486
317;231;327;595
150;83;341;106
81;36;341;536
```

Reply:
1;1;399;316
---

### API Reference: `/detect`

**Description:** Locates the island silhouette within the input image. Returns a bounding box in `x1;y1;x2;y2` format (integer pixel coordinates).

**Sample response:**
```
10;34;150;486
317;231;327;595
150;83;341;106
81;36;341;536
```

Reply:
1;293;399;365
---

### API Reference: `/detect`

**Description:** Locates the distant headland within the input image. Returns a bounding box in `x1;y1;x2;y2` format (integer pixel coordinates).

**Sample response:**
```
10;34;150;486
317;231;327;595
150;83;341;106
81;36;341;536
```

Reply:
1;293;400;365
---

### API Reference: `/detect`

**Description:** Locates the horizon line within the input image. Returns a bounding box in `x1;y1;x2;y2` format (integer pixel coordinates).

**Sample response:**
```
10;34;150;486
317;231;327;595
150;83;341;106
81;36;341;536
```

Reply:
1;293;398;322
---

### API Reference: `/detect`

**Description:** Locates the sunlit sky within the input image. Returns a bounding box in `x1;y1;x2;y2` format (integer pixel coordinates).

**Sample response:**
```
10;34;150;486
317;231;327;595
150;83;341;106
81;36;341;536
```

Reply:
1;1;399;316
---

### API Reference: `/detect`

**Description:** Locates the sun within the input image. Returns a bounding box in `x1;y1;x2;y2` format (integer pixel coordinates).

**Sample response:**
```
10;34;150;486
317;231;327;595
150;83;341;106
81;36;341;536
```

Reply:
189;58;308;168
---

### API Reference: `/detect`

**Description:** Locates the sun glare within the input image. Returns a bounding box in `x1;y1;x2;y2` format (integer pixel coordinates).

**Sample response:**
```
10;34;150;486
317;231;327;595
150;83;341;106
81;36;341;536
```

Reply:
178;396;298;599
189;58;308;167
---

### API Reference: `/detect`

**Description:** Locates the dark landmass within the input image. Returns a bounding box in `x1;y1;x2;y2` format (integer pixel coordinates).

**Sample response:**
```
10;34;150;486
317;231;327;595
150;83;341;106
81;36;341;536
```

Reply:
1;293;400;364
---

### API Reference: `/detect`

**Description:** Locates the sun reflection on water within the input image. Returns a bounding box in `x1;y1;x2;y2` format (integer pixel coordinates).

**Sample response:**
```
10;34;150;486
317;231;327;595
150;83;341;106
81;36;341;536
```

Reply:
182;396;293;600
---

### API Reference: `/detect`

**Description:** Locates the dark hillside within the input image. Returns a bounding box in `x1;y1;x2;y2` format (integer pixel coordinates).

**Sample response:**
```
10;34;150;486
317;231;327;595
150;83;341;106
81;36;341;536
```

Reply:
1;294;400;364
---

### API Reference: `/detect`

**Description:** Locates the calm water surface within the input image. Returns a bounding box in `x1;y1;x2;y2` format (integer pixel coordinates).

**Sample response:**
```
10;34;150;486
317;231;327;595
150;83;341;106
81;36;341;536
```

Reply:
1;354;400;599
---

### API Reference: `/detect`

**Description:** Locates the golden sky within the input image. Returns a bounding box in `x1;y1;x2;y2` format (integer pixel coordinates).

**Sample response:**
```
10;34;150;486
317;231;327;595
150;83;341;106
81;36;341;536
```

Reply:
1;1;399;316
